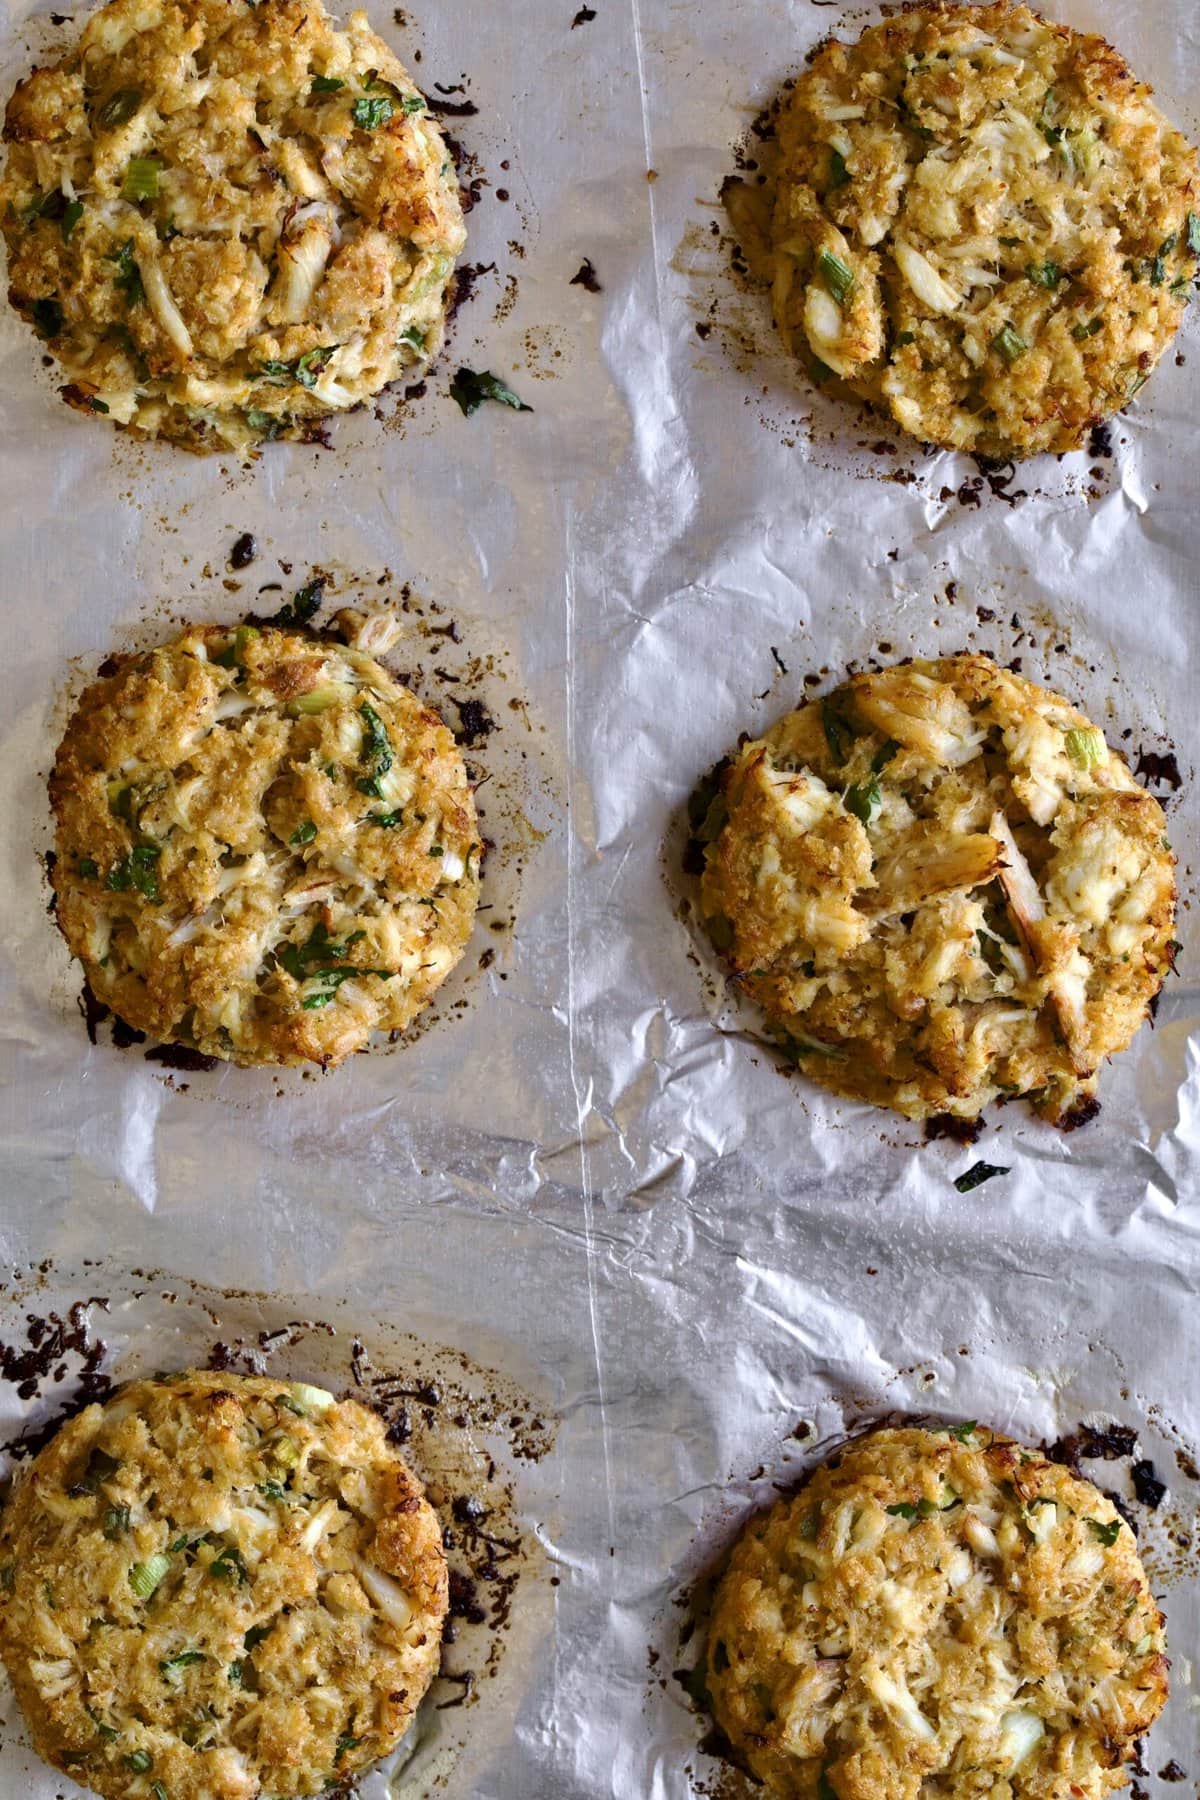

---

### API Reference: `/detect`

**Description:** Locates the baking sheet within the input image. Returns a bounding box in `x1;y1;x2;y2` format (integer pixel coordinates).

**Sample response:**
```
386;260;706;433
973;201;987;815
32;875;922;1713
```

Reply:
0;0;1199;1789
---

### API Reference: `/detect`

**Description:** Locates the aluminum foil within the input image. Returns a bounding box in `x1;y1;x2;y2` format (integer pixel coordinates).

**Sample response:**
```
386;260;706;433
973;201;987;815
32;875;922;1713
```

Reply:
0;0;1199;1788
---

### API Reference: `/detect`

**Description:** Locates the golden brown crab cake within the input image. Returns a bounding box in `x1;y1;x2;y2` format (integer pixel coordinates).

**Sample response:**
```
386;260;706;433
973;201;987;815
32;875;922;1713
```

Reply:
50;621;482;1067
732;2;1200;457
0;1370;448;1800
696;654;1174;1124
706;1425;1168;1800
0;0;465;452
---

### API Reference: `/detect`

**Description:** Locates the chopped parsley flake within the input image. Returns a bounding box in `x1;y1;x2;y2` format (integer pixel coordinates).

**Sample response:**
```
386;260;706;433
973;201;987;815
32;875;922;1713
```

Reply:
953;1161;1010;1193
449;366;533;416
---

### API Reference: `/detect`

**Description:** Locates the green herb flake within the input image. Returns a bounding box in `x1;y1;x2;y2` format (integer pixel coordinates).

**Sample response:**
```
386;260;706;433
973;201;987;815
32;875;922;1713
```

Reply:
152;1783;169;1800
352;94;395;129
78;856;100;879
991;323;1029;365
269;577;326;626
818;248;855;307
108;239;145;307
295;345;335;388
209;1543;249;1586
228;1659;245;1685
893;329;916;347
87;1707;119;1742
953;1160;1010;1193
336;1733;364;1762
1026;259;1061;289
843;776;881;827
450;366;533;417
400;324;427;350
371;809;404;827
31;297;63;339
821;701;850;766
289;820;317;847
1072;317;1103;340
126;1750;154;1773
310;74;344;93
1088;1517;1122;1546
871;738;900;773
358;700;394;790
400;93;425;113
106;844;162;902
61;198;83;242
97;87;142;129
121;156;162;202
1187;212;1200;256
948;1420;977;1443
244;408;283;439
160;1650;206;1678
103;1504;131;1539
828;147;849;189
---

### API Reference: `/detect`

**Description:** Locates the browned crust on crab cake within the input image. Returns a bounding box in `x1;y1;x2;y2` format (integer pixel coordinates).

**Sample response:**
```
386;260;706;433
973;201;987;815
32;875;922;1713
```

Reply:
707;1425;1168;1800
733;2;1200;456
50;623;482;1066
0;1370;448;1800
0;0;464;452
697;654;1174;1122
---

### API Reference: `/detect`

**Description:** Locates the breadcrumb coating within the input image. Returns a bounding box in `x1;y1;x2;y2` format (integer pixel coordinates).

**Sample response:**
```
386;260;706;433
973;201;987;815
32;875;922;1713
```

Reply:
0;1371;448;1800
1;0;465;451
51;623;482;1066
729;3;1200;456
697;654;1174;1122
707;1425;1168;1800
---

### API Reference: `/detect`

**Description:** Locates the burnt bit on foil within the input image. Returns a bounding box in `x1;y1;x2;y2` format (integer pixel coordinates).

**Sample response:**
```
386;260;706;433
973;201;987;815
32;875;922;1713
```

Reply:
570;257;603;293
0;1299;113;1450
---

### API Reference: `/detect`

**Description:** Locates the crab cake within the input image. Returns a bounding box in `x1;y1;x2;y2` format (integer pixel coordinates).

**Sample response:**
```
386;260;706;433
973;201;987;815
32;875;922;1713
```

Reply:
706;1425;1168;1800
734;2;1200;457
0;1370;448;1800
0;0;464;452
695;654;1174;1124
50;621;482;1067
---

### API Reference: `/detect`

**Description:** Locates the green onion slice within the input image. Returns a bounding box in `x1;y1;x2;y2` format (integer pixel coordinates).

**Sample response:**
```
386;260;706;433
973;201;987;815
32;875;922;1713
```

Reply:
818;248;855;307
121;157;162;202
1064;726;1104;767
991;323;1029;364
129;1553;172;1599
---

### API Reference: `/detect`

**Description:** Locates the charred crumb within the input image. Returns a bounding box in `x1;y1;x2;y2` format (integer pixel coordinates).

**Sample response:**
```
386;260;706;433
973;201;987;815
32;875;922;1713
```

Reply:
1089;421;1114;458
96;654;121;678
1104;1488;1139;1533
229;532;258;570
1158;1764;1187;1783
435;1670;475;1710
570;257;602;293
454;697;497;746
1134;748;1182;796
447;259;496;320
1131;1459;1166;1509
924;1113;984;1146
0;1300;113;1449
571;2;596;20
426;93;480;119
145;1043;219;1073
1047;1422;1138;1476
1058;1094;1101;1132
695;321;712;339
